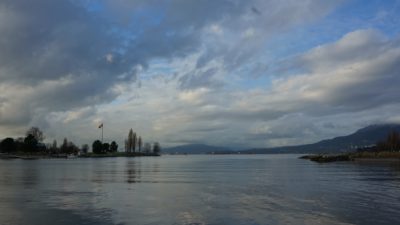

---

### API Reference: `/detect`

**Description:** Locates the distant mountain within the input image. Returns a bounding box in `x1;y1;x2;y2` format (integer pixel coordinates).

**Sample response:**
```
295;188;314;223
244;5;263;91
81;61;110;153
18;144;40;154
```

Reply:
163;124;400;155
163;144;233;154
241;124;400;154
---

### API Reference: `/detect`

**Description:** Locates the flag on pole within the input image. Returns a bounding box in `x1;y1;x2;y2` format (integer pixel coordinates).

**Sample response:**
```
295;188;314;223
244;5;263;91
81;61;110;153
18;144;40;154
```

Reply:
98;123;103;128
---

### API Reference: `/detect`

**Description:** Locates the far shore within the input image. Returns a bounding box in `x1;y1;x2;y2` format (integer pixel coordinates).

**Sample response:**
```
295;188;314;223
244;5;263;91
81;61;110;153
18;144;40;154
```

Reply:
300;151;400;163
0;152;160;160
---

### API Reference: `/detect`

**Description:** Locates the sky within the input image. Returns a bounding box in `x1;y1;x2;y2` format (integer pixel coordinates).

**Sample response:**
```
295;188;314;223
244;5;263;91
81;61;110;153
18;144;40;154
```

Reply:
0;0;400;149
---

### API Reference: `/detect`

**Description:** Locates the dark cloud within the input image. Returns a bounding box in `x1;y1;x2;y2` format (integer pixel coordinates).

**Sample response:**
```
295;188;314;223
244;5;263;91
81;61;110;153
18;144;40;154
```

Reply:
3;0;397;149
0;0;264;129
0;0;118;82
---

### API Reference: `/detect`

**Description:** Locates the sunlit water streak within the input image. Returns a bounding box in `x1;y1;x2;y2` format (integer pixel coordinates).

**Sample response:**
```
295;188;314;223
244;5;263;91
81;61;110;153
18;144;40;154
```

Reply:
0;155;399;225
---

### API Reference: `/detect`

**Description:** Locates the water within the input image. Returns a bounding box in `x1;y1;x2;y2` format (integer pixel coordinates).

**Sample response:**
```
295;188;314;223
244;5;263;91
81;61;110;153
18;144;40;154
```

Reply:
0;155;399;225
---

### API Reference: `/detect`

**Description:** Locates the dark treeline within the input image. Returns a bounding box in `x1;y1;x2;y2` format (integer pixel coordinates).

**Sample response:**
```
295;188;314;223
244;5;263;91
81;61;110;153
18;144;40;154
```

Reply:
357;130;400;152
304;130;400;163
0;127;120;157
0;126;161;157
123;128;161;155
0;127;91;156
376;130;400;151
91;140;118;154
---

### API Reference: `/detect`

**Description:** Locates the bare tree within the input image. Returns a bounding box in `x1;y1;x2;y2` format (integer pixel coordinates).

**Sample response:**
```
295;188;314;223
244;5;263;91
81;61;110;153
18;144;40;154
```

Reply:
132;132;137;152
127;129;133;153
26;127;45;142
138;136;142;152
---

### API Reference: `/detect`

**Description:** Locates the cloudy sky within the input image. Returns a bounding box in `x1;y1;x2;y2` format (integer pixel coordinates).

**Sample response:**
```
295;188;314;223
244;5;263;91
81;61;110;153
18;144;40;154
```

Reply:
0;0;400;149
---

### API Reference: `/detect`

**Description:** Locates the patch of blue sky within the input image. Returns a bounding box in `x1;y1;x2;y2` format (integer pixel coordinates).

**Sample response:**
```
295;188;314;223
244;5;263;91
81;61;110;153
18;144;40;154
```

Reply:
225;60;272;91
110;5;168;56
275;1;397;52
302;0;400;44
108;98;125;106
233;75;273;91
129;4;166;30
144;58;177;78
246;0;400;88
330;0;400;37
86;1;104;12
75;0;104;13
263;0;399;59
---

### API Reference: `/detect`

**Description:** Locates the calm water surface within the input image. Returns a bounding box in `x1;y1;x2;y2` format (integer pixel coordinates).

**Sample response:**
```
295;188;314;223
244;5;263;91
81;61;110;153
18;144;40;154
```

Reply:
0;155;399;225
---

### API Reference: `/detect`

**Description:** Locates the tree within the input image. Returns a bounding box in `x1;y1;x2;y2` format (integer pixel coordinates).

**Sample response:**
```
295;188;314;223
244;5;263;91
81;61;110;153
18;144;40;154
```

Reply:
59;138;79;154
153;142;161;155
377;131;400;152
15;137;25;152
132;132;137;152
24;134;38;152
102;143;110;153
127;129;133;153
67;141;79;155
60;138;68;154
387;131;400;151
15;139;23;152
26;127;45;142
126;129;139;153
110;141;118;152
49;139;58;154
92;140;103;154
0;138;16;153
138;136;142;152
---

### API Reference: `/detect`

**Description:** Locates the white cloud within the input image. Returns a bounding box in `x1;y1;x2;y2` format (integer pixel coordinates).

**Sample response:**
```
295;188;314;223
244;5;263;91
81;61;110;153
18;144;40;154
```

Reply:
1;1;399;150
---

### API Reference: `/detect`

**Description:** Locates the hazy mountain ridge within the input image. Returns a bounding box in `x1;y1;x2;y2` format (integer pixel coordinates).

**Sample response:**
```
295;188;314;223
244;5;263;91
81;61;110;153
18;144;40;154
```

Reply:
163;124;400;154
241;124;400;154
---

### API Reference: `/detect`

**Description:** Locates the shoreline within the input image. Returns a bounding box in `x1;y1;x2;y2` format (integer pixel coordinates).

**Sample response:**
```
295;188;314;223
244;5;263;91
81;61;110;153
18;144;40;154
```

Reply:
300;151;400;163
0;152;160;160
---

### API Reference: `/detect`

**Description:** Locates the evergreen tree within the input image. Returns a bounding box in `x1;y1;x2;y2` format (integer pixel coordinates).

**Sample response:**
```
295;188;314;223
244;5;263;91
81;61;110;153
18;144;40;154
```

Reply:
127;129;133;153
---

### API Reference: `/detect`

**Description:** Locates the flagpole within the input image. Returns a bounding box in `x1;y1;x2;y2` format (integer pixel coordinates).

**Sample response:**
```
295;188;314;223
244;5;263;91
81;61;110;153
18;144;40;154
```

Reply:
99;123;104;143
